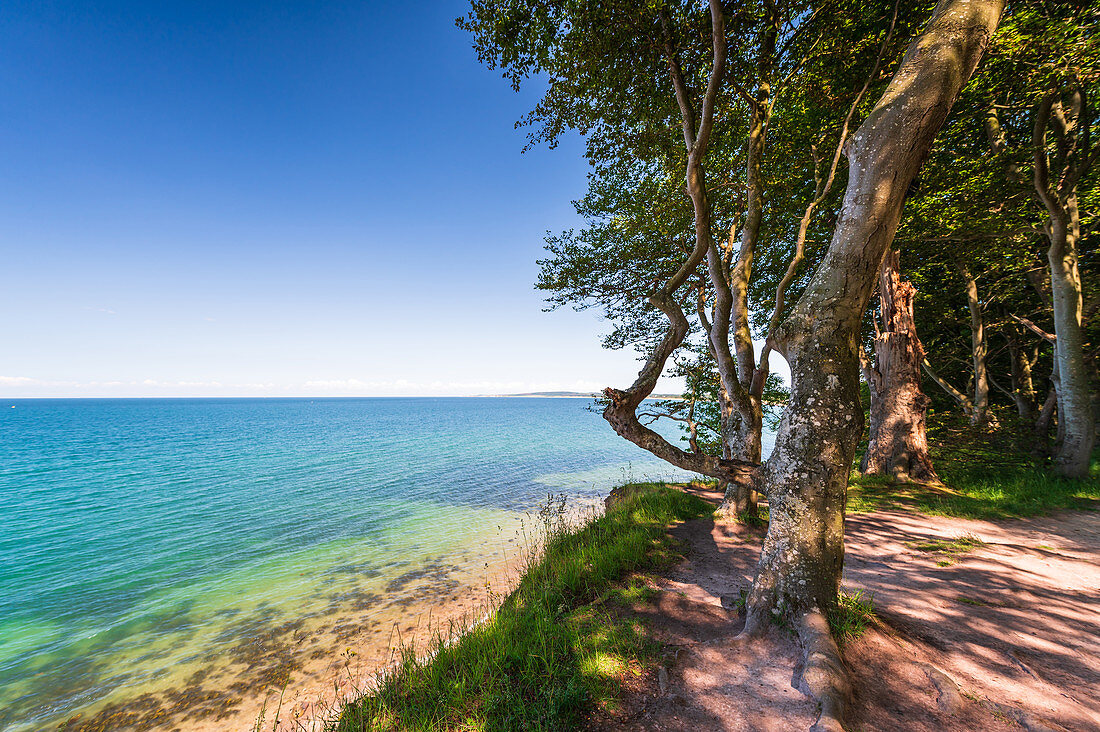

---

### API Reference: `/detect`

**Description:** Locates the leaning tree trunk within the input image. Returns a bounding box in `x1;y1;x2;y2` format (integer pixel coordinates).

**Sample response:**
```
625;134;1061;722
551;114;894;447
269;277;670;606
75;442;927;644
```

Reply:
861;249;938;483
743;0;1003;635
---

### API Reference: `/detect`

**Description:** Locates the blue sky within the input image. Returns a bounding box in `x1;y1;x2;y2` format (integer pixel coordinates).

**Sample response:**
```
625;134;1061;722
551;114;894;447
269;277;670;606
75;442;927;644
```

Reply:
0;1;772;397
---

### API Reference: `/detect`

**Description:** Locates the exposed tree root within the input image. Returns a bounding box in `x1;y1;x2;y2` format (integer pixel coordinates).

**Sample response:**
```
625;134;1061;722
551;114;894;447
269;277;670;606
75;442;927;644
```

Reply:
796;608;852;732
921;662;964;714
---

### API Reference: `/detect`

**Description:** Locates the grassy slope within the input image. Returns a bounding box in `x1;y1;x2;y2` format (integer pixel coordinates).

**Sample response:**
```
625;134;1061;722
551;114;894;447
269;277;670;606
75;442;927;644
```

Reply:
335;485;712;732
334;418;1099;731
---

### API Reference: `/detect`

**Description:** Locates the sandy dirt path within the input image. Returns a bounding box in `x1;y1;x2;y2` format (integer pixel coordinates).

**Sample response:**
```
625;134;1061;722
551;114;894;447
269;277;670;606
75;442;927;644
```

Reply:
598;486;1099;732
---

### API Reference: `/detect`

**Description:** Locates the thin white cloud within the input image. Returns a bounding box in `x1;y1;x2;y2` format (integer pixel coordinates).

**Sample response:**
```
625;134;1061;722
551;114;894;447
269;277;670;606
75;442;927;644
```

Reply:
0;375;42;385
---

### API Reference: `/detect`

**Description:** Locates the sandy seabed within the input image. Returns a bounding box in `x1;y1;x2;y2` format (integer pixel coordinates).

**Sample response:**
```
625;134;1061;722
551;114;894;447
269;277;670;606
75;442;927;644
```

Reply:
51;524;530;732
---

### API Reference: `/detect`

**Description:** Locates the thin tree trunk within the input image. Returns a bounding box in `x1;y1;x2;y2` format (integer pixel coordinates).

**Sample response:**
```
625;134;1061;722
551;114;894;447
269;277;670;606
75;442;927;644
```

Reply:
862;250;938;483
957;261;991;426
1007;332;1038;422
743;0;1003;634
1036;385;1057;437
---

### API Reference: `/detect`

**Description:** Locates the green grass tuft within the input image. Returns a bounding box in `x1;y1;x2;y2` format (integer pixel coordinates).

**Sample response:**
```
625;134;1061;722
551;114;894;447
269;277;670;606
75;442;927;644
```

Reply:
907;534;984;567
333;483;712;732
828;590;875;646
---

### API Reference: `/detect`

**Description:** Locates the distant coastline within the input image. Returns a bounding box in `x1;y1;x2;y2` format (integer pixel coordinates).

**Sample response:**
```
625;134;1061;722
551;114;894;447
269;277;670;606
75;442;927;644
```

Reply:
483;391;682;399
2;393;685;401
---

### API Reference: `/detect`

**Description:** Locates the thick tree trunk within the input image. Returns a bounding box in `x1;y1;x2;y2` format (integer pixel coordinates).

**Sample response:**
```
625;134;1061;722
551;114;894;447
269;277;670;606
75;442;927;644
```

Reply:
861;250;938;483
1032;85;1097;477
743;0;1003;634
720;398;764;515
1046;203;1095;476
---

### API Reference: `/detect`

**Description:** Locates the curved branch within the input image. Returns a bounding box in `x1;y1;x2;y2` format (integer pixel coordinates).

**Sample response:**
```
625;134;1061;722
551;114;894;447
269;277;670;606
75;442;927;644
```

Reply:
604;2;755;486
1033;92;1059;214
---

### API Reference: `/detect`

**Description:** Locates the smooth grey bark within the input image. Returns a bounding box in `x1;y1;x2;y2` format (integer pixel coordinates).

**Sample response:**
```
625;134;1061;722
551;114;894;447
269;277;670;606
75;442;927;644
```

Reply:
742;0;1004;633
1045;204;1094;475
1033;90;1097;477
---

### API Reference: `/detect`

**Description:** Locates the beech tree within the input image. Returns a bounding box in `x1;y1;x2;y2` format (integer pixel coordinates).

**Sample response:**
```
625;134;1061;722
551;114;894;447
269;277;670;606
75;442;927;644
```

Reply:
464;1;1003;725
532;0;909;515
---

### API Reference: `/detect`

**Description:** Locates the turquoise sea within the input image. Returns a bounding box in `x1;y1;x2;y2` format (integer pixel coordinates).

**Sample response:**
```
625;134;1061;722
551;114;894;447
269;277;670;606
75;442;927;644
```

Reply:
0;397;772;731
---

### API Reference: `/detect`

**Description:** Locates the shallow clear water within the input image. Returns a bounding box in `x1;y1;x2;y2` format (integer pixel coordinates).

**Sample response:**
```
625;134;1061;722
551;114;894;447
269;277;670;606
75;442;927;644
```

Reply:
0;397;776;730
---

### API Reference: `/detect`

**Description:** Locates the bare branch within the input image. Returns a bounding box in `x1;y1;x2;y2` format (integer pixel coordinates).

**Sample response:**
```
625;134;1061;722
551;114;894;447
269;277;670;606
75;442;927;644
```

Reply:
1010;313;1056;343
922;359;975;413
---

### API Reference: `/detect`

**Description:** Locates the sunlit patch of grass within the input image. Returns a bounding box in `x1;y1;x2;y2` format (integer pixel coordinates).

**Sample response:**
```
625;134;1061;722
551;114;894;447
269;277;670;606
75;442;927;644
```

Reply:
908;535;984;553
580;652;627;679
849;415;1100;519
908;534;984;566
334;484;711;732
828;590;875;646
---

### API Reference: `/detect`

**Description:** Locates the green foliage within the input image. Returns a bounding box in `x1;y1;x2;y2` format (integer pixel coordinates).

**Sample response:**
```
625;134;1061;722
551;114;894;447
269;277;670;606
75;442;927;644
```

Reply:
334;485;712;732
896;0;1099;426
463;0;914;401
